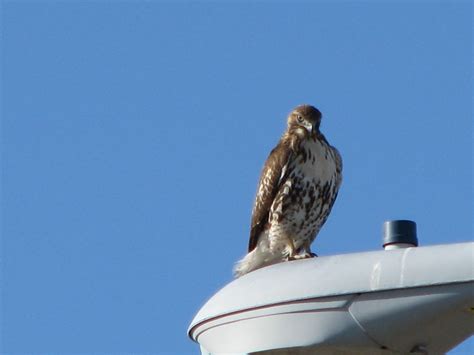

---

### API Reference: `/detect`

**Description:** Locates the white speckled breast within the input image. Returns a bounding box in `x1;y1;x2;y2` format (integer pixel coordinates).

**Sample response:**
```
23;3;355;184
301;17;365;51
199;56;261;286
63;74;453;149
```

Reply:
269;136;341;250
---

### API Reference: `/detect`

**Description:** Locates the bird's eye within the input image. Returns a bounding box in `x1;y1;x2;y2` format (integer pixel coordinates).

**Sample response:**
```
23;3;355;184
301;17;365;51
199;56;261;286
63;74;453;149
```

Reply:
297;115;304;123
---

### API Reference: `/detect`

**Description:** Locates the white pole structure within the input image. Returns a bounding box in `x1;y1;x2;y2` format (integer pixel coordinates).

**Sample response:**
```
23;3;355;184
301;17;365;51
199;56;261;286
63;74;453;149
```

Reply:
188;221;473;354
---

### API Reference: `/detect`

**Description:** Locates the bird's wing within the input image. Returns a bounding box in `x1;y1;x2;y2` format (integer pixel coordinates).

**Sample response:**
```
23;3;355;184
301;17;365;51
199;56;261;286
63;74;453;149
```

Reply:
332;146;343;188
248;141;294;252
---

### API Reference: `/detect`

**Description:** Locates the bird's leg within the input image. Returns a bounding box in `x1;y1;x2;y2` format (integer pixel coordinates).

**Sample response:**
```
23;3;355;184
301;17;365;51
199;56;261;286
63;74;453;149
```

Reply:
294;242;318;259
284;237;298;261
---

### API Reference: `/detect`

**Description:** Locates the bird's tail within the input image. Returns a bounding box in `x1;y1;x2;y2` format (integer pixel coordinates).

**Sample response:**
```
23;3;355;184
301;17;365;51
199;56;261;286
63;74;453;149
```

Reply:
234;249;263;277
233;247;277;278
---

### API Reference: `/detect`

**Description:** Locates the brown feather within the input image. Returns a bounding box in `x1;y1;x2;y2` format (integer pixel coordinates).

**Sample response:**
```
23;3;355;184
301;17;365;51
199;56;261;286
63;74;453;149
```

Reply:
248;130;304;252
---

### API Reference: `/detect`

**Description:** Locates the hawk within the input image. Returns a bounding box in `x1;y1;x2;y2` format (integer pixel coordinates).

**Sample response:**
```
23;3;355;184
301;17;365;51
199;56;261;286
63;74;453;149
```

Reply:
234;104;342;277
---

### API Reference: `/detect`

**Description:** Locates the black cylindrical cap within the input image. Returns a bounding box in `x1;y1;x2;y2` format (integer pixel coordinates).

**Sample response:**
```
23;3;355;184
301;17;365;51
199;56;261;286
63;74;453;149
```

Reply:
382;220;418;248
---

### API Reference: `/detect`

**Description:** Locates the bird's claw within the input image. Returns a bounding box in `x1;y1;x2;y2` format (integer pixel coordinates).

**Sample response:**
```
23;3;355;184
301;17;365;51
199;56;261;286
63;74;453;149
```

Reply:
287;252;316;261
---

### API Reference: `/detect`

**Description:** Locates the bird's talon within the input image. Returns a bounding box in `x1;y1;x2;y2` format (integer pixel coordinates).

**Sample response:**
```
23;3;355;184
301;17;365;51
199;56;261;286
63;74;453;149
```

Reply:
287;253;314;260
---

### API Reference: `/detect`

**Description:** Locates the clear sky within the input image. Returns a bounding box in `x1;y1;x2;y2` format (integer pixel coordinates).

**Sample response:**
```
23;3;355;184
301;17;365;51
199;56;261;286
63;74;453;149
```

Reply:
1;1;472;354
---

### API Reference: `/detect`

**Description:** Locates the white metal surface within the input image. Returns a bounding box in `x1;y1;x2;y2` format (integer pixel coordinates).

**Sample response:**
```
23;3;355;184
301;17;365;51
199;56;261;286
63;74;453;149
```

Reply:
383;242;415;250
188;242;474;354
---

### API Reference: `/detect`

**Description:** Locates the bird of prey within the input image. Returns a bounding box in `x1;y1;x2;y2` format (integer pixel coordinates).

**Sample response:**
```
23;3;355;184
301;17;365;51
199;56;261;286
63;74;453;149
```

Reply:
234;104;342;277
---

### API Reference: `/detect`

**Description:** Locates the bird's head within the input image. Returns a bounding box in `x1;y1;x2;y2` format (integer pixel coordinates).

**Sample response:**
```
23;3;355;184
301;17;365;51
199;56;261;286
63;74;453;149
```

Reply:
287;104;322;137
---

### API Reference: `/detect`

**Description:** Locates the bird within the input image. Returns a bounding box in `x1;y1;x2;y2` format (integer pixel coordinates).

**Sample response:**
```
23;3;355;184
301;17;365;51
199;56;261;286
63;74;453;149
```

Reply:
234;104;342;277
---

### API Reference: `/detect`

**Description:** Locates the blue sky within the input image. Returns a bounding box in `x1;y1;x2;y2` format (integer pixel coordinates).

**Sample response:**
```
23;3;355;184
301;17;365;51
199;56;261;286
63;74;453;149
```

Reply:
1;1;472;354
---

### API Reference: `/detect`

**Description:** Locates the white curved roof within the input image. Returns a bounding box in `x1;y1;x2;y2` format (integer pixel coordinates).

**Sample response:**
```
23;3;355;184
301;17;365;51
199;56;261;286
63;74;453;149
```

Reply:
189;242;473;333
